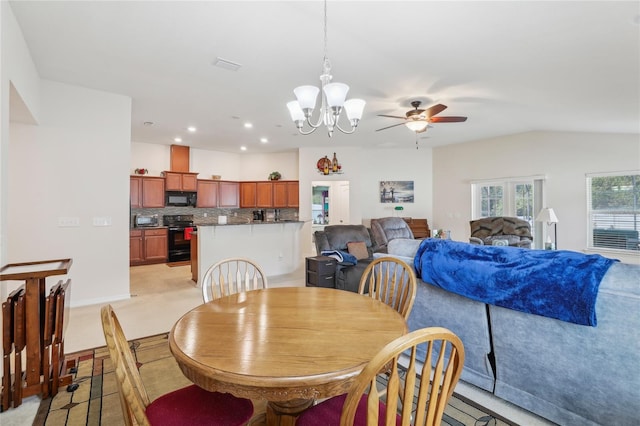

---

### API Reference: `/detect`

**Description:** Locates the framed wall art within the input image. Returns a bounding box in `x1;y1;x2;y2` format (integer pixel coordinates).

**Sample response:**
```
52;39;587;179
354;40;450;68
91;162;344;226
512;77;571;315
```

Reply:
379;181;414;203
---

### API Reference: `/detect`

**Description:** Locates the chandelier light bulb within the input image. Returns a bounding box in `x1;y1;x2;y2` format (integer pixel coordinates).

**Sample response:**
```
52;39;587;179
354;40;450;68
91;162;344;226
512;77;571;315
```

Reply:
405;120;429;133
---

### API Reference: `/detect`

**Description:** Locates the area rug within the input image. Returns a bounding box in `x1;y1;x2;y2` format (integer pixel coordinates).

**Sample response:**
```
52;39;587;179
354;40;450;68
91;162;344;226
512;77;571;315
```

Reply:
33;333;511;426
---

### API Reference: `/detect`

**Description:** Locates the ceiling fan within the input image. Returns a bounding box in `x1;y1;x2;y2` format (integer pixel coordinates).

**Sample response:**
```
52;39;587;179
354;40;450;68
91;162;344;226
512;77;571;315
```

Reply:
376;101;467;133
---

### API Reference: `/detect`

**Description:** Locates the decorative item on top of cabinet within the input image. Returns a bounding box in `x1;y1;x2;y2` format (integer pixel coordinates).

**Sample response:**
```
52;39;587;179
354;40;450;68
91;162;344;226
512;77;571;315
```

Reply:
130;176;165;208
163;171;198;192
134;168;148;175
268;171;281;181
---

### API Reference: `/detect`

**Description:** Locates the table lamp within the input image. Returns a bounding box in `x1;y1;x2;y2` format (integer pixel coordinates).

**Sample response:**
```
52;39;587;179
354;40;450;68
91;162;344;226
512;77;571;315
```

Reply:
535;207;559;249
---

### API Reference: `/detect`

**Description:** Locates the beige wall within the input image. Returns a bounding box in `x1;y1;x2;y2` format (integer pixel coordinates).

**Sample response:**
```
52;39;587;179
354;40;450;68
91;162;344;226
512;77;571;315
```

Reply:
432;131;640;264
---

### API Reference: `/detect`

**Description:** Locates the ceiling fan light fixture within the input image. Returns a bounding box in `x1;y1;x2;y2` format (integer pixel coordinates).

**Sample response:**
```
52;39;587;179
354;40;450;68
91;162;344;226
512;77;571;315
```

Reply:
405;120;429;133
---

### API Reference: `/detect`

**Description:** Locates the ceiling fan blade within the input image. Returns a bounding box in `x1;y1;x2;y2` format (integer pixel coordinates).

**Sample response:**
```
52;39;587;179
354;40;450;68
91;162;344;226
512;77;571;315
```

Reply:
430;116;468;123
425;104;447;118
375;122;407;131
377;114;406;119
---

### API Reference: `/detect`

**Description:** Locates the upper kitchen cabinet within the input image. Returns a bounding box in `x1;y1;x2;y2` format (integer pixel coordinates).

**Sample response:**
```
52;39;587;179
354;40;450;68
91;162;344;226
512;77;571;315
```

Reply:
273;181;299;208
196;179;218;208
198;180;239;208
256;182;273;208
130;176;165;208
164;171;198;191
218;181;239;208
240;182;257;208
170;145;190;172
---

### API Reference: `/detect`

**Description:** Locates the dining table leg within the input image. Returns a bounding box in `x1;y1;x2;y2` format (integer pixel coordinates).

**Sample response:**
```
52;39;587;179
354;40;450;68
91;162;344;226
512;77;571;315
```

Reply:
266;399;314;426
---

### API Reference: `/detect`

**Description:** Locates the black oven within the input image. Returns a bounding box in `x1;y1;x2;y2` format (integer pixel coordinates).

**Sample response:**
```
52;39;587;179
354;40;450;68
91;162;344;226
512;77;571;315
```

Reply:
163;215;194;262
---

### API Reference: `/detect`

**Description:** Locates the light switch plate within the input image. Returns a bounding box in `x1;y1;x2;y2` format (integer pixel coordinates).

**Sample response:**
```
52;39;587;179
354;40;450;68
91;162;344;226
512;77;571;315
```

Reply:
58;217;80;227
92;216;112;226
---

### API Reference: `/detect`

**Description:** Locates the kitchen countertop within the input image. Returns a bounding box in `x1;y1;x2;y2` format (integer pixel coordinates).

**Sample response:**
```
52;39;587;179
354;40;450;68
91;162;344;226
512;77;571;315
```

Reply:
194;220;304;226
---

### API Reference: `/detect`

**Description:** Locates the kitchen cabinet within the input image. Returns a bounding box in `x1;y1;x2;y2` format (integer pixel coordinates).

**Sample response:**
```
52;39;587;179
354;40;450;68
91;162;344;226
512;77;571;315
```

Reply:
191;231;198;282
196;179;219;208
130;176;165;208
273;181;299;208
164;171;198;192
256;182;273;207
170;144;190;172
130;228;168;265
240;182;257;208
218;181;239;208
240;181;298;208
197;180;239;208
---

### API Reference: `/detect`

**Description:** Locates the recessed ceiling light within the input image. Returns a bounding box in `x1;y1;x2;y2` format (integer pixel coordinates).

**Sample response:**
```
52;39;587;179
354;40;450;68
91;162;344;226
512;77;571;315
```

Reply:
260;138;268;143
174;137;182;143
240;146;247;151
187;126;197;132
244;122;253;129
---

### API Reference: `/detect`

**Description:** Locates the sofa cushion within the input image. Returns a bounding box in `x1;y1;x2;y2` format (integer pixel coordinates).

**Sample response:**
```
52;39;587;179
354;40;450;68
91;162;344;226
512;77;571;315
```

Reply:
347;241;369;260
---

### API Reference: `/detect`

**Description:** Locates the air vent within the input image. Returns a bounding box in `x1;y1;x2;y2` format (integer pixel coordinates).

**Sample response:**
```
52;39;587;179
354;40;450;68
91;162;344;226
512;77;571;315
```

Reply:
213;57;242;71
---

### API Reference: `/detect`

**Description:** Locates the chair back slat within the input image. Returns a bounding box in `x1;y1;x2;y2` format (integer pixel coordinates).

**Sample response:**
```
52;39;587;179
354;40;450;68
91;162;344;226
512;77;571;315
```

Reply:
202;258;268;303
340;327;465;426
358;257;417;320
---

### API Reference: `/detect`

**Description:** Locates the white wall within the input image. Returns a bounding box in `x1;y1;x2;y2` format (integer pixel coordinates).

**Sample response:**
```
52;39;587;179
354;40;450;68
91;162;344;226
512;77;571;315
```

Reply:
1;1;41;278
432;131;640;264
8;80;132;305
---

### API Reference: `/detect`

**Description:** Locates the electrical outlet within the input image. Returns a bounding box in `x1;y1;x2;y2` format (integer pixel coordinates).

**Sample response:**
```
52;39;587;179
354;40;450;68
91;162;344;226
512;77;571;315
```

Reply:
204;213;208;217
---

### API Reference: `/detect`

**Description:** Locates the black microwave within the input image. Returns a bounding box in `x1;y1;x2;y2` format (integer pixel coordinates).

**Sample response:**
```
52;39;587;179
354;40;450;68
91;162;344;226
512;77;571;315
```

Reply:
166;191;197;207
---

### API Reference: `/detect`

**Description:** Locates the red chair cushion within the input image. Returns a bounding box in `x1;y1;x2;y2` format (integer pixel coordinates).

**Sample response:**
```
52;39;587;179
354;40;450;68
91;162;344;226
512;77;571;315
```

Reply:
295;393;401;426
145;384;253;425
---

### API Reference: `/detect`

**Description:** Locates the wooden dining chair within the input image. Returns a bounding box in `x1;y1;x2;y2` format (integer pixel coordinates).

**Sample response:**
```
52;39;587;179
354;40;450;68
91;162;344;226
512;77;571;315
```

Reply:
358;256;417;320
296;327;465;426
100;304;254;426
201;257;268;303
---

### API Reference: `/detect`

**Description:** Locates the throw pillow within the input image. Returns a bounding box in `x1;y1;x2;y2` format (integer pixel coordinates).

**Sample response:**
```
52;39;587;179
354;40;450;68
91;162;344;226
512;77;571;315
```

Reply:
347;241;369;260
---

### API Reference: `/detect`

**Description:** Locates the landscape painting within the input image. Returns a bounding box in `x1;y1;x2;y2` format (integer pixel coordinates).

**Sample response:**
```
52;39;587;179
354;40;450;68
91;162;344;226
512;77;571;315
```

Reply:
380;181;414;203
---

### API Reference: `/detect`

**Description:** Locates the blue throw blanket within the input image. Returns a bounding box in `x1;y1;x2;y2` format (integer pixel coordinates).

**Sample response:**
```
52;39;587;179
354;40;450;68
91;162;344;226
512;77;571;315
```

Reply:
413;239;618;326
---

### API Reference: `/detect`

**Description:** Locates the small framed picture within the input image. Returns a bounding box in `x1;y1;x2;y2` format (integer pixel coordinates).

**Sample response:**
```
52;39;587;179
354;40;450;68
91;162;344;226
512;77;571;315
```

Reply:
379;181;414;203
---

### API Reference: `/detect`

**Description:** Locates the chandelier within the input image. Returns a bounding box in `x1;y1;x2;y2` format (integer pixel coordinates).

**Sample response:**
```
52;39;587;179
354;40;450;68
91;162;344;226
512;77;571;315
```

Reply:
286;0;365;137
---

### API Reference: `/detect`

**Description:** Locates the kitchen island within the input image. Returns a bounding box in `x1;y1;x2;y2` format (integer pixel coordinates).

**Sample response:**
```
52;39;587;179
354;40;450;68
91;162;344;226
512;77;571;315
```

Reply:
194;221;305;283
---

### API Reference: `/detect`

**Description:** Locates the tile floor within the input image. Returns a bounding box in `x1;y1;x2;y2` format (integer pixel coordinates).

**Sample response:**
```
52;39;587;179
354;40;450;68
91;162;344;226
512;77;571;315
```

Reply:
0;263;552;426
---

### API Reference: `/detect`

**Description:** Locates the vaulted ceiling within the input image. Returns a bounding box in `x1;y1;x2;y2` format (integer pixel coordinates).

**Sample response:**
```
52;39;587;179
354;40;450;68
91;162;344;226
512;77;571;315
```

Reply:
9;1;640;153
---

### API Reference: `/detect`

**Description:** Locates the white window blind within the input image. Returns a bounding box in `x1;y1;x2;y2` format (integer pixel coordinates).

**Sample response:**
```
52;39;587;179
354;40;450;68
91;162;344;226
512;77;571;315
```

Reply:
586;172;640;252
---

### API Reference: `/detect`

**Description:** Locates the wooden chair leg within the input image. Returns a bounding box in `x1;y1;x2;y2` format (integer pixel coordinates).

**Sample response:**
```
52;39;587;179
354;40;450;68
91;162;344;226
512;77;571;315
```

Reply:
12;293;26;408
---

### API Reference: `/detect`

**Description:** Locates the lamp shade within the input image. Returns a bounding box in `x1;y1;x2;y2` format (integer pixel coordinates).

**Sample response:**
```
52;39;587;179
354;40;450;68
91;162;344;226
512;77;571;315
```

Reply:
535;207;559;223
286;101;305;122
323;82;349;107
405;120;429;133
294;85;320;110
343;98;366;121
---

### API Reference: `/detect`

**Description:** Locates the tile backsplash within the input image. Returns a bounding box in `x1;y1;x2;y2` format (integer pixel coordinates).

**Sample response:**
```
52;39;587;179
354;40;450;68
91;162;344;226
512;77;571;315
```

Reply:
131;207;299;227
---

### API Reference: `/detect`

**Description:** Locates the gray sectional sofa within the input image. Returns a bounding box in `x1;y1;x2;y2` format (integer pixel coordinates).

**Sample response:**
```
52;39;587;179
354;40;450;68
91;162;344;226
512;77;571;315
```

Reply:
376;238;640;426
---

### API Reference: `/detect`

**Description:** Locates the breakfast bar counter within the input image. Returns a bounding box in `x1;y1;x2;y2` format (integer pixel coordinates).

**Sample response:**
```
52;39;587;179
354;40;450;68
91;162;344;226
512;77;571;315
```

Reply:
194;221;304;282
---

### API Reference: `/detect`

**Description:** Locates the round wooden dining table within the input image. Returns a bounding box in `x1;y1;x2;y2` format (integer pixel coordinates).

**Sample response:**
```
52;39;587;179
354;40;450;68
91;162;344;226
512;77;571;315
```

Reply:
169;286;408;426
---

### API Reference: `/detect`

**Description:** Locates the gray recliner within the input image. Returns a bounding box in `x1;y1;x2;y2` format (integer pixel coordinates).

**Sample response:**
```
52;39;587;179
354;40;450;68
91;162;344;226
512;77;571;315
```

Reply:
370;217;415;253
314;225;374;292
469;216;533;248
